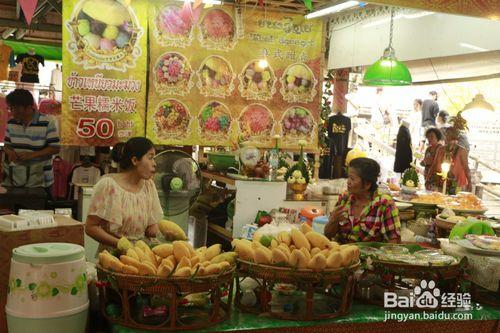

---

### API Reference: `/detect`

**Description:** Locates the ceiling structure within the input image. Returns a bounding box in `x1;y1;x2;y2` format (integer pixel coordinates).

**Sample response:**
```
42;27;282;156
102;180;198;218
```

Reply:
0;0;498;47
0;0;62;45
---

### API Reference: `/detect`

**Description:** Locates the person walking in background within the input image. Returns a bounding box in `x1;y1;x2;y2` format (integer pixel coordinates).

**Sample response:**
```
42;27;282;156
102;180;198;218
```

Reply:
436;110;449;129
421;91;439;127
408;99;423;150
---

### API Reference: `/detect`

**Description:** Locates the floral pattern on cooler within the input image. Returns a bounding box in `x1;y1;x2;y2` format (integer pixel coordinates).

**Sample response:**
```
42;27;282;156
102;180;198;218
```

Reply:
238;104;274;142
197;56;235;98
154;52;193;96
154;5;194;47
154;99;191;139
281;106;316;143
198;101;232;141
238;60;277;101
199;9;237;51
280;63;317;103
8;273;87;301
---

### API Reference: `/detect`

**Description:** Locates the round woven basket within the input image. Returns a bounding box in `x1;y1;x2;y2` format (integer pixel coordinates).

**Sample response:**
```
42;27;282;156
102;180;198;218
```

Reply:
96;264;235;331
235;259;359;321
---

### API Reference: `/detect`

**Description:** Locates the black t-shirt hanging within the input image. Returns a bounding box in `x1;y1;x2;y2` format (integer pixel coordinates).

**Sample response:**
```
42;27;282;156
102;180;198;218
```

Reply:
16;53;45;83
328;114;351;156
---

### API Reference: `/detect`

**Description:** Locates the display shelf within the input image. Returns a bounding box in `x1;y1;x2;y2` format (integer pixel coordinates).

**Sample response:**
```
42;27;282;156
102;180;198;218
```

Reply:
208;222;233;242
202;171;235;186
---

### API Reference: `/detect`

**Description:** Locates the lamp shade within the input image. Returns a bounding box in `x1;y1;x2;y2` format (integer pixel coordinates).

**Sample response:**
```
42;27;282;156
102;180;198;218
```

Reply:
463;94;494;112
363;55;412;86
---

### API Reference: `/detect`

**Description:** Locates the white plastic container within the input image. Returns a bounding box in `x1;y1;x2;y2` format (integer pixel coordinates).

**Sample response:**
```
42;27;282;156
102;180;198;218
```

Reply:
6;243;88;333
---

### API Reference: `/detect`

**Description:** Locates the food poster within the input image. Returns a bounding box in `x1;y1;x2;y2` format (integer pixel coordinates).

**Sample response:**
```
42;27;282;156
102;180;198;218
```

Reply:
62;0;148;146
147;2;324;149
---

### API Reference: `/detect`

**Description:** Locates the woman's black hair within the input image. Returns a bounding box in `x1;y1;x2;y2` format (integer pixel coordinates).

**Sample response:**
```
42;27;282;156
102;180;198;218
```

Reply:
117;137;154;170
348;157;380;193
425;127;443;141
6;89;34;107
438;110;449;122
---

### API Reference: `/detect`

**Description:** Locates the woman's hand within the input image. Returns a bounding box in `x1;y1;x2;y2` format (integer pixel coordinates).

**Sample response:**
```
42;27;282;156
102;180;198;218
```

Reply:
324;206;347;239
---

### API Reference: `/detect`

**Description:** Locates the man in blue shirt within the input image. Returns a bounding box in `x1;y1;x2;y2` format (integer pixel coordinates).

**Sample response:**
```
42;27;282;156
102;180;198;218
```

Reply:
2;89;60;192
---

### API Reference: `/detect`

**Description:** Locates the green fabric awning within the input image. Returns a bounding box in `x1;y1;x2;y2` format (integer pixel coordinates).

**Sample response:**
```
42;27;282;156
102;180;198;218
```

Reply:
3;40;62;61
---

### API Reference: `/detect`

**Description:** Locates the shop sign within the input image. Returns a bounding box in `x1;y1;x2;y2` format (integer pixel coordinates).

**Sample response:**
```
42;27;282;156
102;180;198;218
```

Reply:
61;0;148;146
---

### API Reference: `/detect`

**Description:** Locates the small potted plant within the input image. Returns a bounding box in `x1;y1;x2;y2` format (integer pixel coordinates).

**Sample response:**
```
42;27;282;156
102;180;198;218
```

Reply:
401;164;419;194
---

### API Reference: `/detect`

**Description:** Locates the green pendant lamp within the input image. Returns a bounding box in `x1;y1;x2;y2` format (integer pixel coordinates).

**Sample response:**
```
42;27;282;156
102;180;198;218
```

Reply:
363;8;412;86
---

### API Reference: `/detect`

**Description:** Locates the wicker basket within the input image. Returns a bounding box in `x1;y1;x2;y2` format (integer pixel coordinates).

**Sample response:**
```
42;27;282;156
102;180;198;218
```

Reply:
235;259;359;321
96;265;235;331
357;257;466;309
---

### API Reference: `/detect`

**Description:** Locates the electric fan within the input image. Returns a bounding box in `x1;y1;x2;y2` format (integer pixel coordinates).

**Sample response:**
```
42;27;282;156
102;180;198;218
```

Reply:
153;150;202;216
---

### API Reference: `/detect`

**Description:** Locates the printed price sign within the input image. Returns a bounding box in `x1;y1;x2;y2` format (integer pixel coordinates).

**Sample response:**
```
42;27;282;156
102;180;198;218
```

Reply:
61;0;148;145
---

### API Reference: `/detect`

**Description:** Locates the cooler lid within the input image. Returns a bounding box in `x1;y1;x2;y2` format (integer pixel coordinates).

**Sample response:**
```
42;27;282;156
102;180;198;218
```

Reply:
12;243;84;264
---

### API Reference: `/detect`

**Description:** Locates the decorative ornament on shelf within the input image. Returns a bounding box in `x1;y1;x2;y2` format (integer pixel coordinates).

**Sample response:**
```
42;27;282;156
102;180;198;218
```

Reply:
319;70;334;154
285;140;310;200
401;165;419;194
363;7;412;86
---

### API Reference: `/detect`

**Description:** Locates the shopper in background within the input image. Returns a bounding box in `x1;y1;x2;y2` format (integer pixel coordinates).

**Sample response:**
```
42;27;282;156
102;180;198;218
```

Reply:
85;137;164;249
428;127;471;192
420;128;443;190
421;91;439;127
408;99;423;150
436;110;449;129
2;89;59;195
324;157;401;244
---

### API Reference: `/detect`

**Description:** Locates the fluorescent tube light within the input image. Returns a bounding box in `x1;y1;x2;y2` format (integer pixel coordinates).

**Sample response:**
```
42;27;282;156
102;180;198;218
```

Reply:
459;42;489;52
305;1;359;19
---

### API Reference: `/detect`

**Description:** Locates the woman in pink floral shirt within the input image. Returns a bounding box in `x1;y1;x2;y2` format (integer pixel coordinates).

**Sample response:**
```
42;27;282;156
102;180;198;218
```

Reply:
86;137;164;248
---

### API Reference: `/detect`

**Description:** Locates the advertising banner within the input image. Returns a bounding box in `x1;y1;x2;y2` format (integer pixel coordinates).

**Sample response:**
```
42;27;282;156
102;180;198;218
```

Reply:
146;2;323;149
62;0;148;146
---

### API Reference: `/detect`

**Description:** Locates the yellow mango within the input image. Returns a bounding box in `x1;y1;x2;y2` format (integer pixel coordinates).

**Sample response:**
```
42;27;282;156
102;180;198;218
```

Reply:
177;256;191;269
159;220;187;241
126;248;139;261
277;231;291;246
120;255;141;269
307;253;327;271
117;237;133;253
138;262;157;276
300;247;311;261
173;266;191;277
277;243;291;257
152;244;173;258
210;252;238;265
157;264;173;278
173;241;191;262
253;247;272;265
305;232;330;250
271;248;289;265
291;229;311;251
135;240;150;252
311;247;321;256
289;249;308;269
300;223;313;234
205;263;222;275
326;251;342;269
122;265;139;275
204;244;222;261
233;240;254;261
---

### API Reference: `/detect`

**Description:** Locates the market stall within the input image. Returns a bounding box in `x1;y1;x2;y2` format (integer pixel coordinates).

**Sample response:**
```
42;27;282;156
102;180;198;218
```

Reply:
0;0;500;332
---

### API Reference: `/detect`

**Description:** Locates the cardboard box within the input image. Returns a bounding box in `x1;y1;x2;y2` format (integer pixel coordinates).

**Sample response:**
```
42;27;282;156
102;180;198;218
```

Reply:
0;215;84;332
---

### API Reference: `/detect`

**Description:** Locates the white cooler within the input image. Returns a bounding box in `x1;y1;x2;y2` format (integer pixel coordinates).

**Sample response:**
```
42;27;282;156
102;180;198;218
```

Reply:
6;243;88;333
